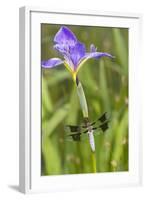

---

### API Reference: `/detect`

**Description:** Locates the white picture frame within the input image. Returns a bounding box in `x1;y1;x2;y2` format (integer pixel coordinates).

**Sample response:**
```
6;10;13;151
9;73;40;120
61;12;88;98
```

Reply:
19;6;142;193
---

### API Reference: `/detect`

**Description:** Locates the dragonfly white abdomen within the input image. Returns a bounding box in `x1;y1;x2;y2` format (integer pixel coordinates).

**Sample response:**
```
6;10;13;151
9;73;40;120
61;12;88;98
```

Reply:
88;130;95;152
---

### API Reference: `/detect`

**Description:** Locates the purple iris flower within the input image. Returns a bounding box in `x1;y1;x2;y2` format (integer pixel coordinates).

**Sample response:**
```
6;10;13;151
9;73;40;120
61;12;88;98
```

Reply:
41;26;113;81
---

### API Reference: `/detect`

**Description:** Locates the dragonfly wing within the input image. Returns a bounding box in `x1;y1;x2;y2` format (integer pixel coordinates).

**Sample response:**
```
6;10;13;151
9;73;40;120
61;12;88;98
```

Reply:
98;112;107;123
67;132;83;141
87;112;108;127
82;121;96;127
72;133;81;141
66;132;89;142
99;122;109;132
65;125;81;133
90;121;96;126
83;127;97;134
65;124;88;142
92;123;109;137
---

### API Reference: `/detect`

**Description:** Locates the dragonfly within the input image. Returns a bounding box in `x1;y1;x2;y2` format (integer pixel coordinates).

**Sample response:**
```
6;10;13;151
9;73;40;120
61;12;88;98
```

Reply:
65;112;110;152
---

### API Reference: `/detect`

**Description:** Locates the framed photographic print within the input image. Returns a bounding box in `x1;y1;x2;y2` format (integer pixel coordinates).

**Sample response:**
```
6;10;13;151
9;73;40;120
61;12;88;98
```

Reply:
19;7;142;193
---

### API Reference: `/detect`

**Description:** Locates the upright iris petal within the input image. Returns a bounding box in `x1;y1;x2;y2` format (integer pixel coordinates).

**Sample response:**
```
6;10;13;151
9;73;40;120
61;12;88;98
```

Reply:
90;44;97;52
54;26;77;46
69;42;86;70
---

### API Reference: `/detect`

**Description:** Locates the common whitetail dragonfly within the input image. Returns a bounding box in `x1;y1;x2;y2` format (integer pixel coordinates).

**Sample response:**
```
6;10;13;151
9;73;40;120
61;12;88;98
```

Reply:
65;112;110;152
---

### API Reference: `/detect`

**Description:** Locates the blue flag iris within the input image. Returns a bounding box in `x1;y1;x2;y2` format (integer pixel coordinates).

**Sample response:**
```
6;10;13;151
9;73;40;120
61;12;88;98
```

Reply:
41;26;114;81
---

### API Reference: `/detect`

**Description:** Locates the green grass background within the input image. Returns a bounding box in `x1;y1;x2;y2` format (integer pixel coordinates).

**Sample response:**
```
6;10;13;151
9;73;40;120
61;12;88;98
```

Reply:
41;24;128;175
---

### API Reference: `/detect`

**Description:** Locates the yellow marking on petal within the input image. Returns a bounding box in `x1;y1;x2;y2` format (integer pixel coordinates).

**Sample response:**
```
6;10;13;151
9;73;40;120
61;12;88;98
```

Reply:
76;58;88;74
64;61;73;74
72;72;77;83
64;61;76;83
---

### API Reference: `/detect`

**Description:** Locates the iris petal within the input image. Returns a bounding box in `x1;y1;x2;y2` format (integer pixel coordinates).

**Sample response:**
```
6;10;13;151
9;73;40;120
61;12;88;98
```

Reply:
54;44;69;58
54;44;74;70
41;58;63;68
76;52;114;74
70;42;86;70
90;44;97;52
84;52;114;60
54;26;77;46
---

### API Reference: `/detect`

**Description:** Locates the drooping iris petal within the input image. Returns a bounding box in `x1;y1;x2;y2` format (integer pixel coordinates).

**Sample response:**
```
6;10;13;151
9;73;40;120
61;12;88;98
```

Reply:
76;52;114;73
54;26;77;46
85;52;114;60
41;58;63;68
69;42;86;70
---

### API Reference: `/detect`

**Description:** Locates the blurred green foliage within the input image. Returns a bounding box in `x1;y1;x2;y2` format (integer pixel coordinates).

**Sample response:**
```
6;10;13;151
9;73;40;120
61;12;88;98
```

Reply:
41;24;128;175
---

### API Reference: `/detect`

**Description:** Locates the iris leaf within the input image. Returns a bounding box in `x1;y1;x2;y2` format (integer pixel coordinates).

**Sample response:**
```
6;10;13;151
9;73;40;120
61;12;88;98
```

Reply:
42;77;53;113
42;136;61;175
112;28;128;75
42;104;69;137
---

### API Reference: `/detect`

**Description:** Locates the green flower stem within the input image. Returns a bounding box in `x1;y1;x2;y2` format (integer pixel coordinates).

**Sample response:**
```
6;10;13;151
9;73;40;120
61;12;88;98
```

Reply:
75;79;97;173
91;152;97;173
